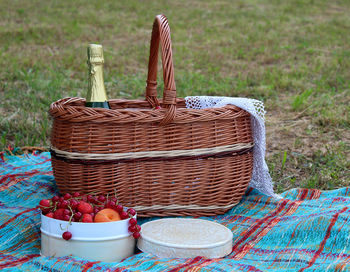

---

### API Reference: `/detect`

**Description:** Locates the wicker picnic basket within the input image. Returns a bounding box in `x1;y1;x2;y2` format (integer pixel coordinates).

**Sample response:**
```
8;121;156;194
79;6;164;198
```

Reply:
49;15;253;217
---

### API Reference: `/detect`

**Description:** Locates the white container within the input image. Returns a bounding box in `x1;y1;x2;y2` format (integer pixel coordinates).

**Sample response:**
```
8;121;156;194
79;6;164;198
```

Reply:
41;213;136;262
137;218;233;258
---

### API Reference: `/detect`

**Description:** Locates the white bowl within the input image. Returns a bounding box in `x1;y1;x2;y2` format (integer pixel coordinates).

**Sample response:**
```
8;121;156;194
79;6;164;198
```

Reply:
40;213;136;262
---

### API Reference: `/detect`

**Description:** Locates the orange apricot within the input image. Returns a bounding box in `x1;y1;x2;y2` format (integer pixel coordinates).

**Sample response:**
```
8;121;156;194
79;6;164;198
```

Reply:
94;208;121;222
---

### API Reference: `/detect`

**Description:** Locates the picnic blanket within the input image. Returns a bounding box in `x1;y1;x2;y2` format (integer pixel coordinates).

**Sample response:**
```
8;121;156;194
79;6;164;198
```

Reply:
1;152;350;272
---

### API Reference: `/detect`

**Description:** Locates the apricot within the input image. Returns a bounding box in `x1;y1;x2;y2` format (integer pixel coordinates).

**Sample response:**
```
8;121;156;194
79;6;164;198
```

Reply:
94;208;121;222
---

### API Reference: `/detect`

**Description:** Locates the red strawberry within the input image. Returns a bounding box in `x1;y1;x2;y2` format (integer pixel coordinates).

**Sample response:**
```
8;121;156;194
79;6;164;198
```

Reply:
81;213;93;223
45;212;54;218
39;199;51;210
77;201;93;214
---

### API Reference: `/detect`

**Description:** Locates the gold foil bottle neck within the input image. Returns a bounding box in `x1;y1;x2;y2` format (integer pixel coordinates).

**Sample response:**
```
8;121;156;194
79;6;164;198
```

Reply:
86;44;109;106
87;44;104;64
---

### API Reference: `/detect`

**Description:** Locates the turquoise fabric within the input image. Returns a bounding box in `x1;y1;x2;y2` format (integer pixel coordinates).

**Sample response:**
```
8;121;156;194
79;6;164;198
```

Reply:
1;152;350;271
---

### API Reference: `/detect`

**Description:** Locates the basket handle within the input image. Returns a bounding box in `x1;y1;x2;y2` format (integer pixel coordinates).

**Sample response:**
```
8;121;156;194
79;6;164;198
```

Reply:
145;14;177;125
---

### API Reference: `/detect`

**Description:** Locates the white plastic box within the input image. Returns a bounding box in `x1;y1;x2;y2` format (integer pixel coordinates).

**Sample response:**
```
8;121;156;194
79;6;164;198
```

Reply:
137;218;233;258
40;213;136;262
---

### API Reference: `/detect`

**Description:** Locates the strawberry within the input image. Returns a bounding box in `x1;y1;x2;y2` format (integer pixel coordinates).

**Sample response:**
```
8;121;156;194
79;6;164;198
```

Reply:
77;201;93;214
81;213;93;223
45;212;54;218
39;199;51;209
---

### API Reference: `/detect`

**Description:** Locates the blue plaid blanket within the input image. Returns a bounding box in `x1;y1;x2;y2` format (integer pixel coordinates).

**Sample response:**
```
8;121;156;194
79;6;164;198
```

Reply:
1;152;350;271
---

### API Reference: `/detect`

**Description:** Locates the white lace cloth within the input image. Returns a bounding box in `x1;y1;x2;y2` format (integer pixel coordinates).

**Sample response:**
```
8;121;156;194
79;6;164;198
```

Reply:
185;96;278;198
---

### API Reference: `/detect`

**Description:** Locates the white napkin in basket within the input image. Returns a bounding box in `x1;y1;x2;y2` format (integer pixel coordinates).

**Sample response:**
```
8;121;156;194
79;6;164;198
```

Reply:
185;96;278;198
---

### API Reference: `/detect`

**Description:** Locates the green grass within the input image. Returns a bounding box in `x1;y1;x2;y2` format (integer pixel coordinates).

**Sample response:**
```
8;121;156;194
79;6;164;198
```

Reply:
1;0;349;192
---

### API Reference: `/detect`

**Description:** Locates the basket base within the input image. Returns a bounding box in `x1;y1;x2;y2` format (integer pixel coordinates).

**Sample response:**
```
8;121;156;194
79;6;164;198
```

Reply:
52;152;253;217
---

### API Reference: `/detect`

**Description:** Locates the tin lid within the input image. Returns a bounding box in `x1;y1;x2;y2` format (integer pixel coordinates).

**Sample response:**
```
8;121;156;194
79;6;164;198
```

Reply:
137;218;233;258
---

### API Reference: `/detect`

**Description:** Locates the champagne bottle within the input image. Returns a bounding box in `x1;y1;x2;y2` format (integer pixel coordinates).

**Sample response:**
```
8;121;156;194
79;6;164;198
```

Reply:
85;44;110;108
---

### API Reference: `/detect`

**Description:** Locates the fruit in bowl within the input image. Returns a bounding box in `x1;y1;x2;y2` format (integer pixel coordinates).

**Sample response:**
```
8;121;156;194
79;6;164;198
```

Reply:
94;208;121;222
38;193;141;241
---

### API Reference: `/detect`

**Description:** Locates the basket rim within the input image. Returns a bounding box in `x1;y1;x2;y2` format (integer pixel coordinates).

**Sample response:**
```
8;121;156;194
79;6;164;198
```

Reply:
49;97;250;124
50;97;246;111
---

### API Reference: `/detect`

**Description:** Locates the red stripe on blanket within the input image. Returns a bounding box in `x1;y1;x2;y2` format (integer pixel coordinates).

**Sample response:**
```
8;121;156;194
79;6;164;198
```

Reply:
300;189;308;200
82;261;101;272
233;199;302;260
167;256;204;272
0;207;37;230
335;254;350;271
0;171;40;184
299;207;348;272
231;199;289;255
0;254;40;269
10;158;51;170
188;258;220;271
0;170;53;191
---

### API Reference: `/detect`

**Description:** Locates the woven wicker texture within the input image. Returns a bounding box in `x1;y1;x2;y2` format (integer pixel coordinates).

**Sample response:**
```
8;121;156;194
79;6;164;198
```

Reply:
49;15;253;217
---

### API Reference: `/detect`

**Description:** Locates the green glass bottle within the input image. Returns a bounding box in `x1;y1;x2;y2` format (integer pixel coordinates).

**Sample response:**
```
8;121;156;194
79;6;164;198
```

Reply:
85;44;110;108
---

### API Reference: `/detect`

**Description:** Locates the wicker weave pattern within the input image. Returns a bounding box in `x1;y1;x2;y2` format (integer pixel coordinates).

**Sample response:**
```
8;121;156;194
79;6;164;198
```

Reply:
49;15;254;217
49;98;250;124
51;153;253;217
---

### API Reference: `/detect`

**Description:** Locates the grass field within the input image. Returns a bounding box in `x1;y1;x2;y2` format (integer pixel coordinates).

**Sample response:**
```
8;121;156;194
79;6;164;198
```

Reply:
1;0;349;192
